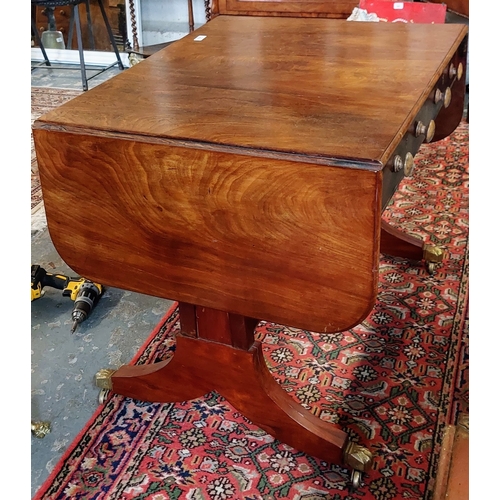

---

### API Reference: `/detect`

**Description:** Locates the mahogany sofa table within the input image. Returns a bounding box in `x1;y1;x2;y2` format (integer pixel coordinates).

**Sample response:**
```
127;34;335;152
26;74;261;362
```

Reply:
33;14;468;487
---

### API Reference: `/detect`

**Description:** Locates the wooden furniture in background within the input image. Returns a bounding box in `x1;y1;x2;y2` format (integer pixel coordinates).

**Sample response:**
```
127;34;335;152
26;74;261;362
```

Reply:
431;0;468;18
32;0;124;90
212;0;358;17
32;0;126;51
433;414;469;500
33;8;468;488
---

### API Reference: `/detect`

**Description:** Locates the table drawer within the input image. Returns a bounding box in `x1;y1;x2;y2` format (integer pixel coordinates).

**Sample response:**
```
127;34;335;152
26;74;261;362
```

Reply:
382;39;467;208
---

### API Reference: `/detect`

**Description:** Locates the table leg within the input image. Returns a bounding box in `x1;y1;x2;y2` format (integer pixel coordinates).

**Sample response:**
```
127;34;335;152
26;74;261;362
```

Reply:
95;304;372;481
380;219;444;272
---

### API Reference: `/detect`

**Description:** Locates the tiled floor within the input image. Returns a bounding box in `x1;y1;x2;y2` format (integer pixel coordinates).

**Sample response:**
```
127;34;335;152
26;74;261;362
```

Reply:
31;60;173;498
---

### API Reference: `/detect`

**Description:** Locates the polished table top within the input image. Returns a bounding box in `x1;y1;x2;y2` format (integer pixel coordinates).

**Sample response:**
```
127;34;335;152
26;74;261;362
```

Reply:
36;15;467;166
33;16;467;333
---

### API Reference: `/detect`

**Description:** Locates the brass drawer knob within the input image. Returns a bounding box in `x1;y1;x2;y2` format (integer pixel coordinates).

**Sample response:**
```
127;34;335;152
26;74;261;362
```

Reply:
447;61;464;80
434;87;452;108
403;152;415;177
434;88;443;104
443;87;452;108
391;155;403;172
415;120;435;143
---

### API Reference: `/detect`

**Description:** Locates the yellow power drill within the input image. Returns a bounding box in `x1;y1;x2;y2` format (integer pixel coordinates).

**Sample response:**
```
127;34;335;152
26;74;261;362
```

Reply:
31;264;103;333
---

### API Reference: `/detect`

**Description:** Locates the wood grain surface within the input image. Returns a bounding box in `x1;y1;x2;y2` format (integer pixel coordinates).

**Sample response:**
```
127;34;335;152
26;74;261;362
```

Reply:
33;16;467;165
215;0;359;18
111;334;348;464
34;129;382;333
33;16;468;333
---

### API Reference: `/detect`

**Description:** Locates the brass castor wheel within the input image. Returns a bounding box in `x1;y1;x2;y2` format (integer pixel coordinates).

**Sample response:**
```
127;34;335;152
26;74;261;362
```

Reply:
31;420;51;438
426;261;437;274
343;441;372;491
350;469;362;490
95;368;116;405
98;388;110;405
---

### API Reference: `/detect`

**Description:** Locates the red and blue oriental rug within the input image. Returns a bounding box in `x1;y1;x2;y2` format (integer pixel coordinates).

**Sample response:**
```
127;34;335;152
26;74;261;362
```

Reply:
33;122;469;500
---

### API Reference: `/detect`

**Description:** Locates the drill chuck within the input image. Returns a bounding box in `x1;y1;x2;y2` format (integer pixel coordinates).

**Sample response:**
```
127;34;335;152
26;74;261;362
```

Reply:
71;281;102;333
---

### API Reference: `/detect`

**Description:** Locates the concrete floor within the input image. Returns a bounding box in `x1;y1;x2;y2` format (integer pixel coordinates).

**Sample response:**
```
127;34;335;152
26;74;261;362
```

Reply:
31;62;173;497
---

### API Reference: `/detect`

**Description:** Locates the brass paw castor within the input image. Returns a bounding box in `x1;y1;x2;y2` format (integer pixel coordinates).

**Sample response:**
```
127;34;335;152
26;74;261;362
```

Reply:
31;420;51;438
423;244;444;275
343;441;373;490
95;368;116;405
95;368;115;390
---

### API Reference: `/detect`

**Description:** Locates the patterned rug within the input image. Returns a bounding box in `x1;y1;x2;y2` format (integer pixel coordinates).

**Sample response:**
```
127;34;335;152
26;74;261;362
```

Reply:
31;87;82;213
33;122;469;500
